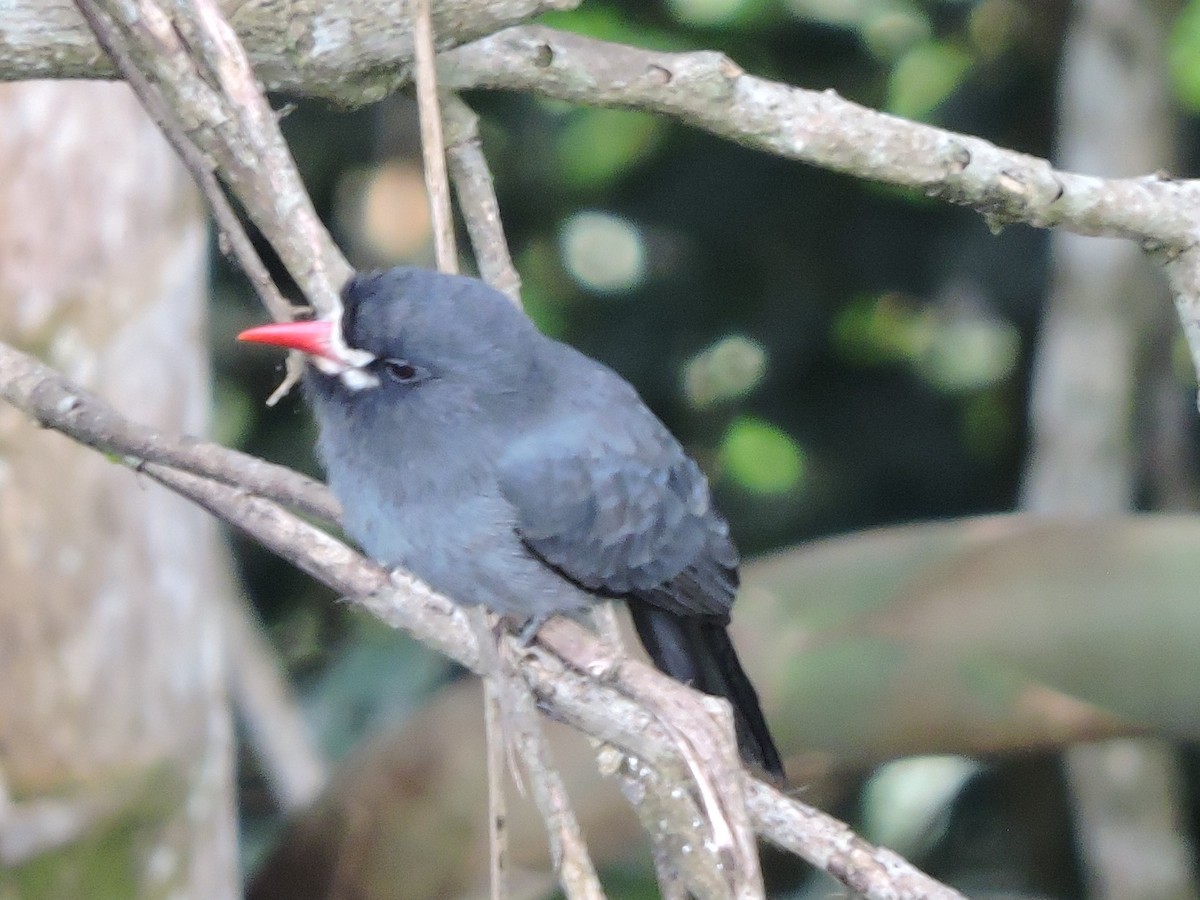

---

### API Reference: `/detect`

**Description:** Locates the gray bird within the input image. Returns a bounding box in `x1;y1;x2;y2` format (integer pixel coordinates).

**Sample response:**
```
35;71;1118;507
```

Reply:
239;267;783;778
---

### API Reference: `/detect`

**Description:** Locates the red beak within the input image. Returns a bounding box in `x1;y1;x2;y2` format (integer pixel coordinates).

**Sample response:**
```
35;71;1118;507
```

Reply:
237;320;338;363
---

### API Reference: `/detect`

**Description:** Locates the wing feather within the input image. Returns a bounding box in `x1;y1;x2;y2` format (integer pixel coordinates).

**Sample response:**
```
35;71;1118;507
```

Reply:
497;408;737;619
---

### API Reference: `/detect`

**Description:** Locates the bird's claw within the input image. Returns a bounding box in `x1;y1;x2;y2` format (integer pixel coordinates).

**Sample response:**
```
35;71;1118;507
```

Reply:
515;612;552;647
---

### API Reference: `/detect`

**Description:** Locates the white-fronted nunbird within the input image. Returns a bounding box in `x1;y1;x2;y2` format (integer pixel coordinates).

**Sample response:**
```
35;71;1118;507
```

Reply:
239;267;784;779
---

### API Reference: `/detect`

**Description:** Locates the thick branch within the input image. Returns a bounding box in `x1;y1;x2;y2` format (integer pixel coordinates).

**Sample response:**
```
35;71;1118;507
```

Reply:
4;0;578;104
439;26;1200;248
436;24;1200;384
12;12;1200;254
0;338;967;900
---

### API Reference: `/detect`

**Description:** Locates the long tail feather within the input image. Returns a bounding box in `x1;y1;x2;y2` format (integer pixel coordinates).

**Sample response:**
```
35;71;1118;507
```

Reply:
628;604;784;780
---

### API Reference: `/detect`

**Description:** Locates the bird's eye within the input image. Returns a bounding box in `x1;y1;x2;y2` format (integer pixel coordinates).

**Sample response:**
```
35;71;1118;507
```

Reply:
383;359;421;383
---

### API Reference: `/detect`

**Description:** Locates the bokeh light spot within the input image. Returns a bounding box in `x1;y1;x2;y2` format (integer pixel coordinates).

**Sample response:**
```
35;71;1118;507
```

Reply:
559;211;647;294
334;161;431;264
784;0;869;27
916;315;1019;393
719;416;806;495
683;334;768;408
861;7;931;60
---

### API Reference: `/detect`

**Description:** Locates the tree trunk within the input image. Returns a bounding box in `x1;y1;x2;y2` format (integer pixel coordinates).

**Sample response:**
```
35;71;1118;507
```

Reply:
0;81;237;897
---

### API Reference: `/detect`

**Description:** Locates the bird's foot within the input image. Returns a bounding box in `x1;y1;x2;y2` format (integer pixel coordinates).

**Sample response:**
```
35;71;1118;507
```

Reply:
513;612;553;647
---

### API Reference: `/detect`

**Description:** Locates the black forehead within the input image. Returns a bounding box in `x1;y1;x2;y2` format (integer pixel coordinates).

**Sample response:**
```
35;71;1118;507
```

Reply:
340;273;375;349
340;269;418;350
340;267;527;355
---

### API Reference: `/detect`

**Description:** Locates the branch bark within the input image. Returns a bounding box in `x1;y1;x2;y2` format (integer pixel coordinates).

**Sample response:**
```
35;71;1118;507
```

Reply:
4;0;578;103
438;26;1198;245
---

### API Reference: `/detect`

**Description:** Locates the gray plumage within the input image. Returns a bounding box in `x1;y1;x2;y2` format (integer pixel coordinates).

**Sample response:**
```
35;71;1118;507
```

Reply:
303;267;782;777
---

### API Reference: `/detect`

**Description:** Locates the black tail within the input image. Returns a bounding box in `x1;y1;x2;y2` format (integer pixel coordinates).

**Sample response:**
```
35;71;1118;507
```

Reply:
628;604;784;780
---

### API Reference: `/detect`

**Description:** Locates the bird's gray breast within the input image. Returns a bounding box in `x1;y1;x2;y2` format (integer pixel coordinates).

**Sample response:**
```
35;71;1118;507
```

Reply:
322;427;588;619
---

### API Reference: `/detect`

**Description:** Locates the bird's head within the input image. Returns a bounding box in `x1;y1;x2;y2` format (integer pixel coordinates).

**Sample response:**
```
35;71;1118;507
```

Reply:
238;268;539;411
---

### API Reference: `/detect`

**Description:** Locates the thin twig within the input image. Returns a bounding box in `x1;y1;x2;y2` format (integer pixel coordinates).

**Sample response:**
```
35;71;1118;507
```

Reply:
0;343;338;522
468;606;519;900
412;0;458;272
443;96;522;305
72;0;293;325
483;679;511;900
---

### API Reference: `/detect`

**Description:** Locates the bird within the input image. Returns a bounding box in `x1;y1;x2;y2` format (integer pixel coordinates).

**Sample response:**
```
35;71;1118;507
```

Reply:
239;267;784;779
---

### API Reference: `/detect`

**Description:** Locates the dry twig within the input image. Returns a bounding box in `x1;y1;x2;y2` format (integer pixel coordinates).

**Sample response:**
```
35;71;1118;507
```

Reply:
443;95;523;305
74;0;294;325
412;0;458;272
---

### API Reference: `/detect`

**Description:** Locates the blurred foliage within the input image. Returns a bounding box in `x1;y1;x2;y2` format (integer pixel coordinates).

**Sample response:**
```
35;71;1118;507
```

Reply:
1171;0;1200;111
555;109;667;189
718;415;807;493
212;0;1200;896
888;40;972;118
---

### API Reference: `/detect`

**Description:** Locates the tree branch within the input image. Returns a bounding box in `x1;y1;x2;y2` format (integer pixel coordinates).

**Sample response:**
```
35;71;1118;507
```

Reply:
74;0;295;326
444;94;523;305
0;342;338;523
436;25;1200;386
4;0;579;103
14;10;1200;380
0;336;967;900
439;26;1199;246
78;0;352;320
412;0;458;274
11;11;1200;256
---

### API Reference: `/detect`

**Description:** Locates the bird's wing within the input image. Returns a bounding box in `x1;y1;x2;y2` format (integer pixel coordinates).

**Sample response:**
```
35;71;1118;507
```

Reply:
497;403;738;619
